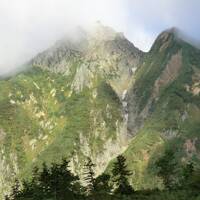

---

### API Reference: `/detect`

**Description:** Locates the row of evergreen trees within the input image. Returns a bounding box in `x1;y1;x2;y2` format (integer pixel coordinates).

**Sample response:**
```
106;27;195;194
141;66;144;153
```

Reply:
5;155;134;200
5;151;200;200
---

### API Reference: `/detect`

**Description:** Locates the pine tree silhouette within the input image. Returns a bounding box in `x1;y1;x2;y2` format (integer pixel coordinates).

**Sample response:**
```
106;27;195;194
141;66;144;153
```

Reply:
83;157;96;196
47;159;79;200
155;149;177;189
94;174;111;195
112;155;134;195
10;179;21;199
8;159;81;200
4;195;10;200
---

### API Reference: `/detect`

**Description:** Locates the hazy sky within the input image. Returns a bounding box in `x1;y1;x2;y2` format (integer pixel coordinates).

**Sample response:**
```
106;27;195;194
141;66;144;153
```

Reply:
0;0;200;74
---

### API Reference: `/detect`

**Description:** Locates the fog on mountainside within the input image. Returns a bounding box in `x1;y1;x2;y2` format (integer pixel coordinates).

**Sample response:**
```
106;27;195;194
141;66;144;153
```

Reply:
1;22;200;79
0;1;200;199
1;23;200;199
1;0;200;76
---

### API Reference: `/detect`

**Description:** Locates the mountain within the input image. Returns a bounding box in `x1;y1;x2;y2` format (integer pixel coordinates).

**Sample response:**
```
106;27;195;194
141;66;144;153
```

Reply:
0;24;199;197
117;28;200;189
0;23;143;197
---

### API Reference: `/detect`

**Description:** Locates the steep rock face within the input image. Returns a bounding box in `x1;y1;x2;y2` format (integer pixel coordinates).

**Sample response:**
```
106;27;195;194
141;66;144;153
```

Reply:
31;23;143;97
29;23;143;175
127;29;183;136
153;50;182;98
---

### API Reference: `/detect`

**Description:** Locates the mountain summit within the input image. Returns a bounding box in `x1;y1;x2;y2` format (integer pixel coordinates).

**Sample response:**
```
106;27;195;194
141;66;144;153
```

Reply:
31;23;143;96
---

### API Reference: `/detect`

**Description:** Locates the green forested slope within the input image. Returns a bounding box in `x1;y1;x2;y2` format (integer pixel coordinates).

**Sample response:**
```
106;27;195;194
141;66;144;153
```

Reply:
119;29;200;189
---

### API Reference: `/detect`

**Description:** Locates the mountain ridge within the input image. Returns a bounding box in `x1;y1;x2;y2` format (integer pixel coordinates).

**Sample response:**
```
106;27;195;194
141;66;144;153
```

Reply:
0;24;199;197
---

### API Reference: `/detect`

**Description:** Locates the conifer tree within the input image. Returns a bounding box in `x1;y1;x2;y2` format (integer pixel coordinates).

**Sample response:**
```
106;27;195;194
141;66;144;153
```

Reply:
182;162;194;182
112;155;134;195
48;159;79;200
83;157;96;196
4;195;10;200
10;179;21;199
178;161;194;189
155;149;177;189
37;163;51;198
190;169;200;190
8;159;81;200
94;174;111;195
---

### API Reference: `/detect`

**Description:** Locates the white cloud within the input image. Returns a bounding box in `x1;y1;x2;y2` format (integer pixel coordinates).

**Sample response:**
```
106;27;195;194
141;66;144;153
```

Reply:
0;0;128;74
0;0;199;75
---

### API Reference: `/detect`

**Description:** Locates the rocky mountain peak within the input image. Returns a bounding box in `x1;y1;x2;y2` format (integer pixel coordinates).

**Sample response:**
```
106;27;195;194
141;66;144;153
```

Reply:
157;27;180;39
30;23;143;97
165;27;180;34
88;21;125;41
149;27;182;53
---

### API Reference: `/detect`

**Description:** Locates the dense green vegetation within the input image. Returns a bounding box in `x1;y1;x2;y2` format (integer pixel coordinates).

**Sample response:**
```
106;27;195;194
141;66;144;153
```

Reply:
124;30;200;189
0;65;122;192
5;155;200;200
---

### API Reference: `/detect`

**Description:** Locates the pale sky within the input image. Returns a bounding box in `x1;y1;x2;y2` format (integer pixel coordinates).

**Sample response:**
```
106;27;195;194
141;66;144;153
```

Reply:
0;0;200;74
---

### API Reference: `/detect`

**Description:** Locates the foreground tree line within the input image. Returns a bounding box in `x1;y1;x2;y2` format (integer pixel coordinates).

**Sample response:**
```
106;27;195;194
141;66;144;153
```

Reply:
5;152;200;200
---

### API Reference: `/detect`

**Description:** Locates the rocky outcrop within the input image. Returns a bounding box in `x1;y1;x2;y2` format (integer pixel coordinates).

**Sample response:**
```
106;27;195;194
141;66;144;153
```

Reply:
185;67;200;96
153;50;182;98
31;23;143;97
127;32;183;136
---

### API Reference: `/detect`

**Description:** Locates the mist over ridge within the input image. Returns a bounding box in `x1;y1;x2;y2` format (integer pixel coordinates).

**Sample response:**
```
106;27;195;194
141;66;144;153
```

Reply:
0;0;200;75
